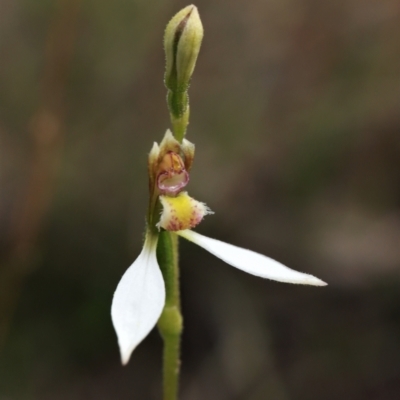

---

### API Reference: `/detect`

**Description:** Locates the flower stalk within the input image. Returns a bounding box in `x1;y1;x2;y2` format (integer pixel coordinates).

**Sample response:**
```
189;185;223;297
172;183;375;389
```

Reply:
158;5;203;394
157;7;203;396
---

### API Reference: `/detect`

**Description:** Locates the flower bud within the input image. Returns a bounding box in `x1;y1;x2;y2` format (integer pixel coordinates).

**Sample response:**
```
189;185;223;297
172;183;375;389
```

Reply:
164;5;204;93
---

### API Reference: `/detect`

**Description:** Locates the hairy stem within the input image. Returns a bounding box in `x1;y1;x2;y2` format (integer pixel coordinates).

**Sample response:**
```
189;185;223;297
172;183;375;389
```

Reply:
167;90;189;142
157;231;183;400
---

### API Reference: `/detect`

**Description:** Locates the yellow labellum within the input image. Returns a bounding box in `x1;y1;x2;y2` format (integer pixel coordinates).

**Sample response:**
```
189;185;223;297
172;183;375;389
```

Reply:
158;192;212;231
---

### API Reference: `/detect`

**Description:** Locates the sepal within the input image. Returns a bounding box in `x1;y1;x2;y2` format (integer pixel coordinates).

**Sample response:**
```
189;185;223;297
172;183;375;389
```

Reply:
111;234;165;364
178;230;327;286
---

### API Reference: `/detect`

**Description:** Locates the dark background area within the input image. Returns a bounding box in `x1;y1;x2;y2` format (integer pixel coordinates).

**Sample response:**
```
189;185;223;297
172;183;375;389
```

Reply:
1;0;400;399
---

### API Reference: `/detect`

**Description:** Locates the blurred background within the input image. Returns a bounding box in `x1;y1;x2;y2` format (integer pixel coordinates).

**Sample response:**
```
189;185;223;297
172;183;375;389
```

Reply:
1;0;400;399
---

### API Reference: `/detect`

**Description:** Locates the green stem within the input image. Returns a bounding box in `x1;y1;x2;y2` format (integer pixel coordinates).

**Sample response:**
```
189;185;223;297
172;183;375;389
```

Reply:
157;231;183;400
167;90;190;142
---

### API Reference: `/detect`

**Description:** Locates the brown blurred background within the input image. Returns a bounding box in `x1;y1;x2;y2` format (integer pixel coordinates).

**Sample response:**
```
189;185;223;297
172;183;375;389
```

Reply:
1;0;400;399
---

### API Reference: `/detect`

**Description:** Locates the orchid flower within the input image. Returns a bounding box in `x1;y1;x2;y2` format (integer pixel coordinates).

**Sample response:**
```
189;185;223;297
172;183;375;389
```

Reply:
111;7;327;389
111;130;327;365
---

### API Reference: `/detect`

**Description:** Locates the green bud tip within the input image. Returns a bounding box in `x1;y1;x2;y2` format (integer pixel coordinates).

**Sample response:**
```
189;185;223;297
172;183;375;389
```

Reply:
164;5;204;93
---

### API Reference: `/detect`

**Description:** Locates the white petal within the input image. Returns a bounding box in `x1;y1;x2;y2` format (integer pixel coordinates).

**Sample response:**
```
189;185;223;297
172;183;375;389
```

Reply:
111;236;165;364
178;230;327;286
